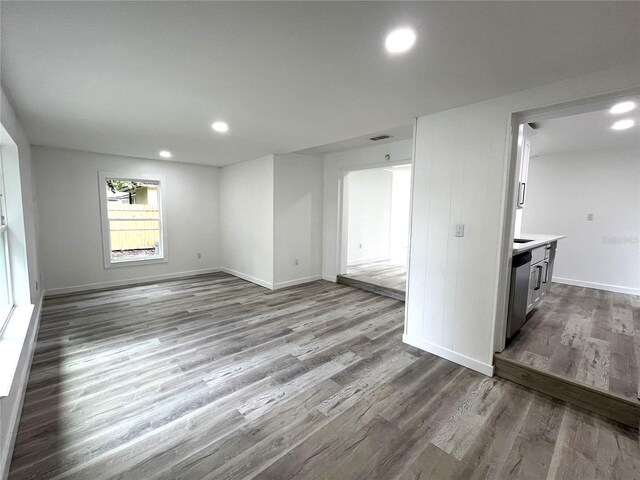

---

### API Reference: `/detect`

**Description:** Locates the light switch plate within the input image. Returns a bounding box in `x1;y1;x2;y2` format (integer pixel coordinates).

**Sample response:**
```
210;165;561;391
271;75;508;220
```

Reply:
455;224;465;237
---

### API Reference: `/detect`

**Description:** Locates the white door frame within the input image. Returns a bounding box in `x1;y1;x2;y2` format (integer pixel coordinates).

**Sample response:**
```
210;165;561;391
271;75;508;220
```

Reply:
492;86;640;353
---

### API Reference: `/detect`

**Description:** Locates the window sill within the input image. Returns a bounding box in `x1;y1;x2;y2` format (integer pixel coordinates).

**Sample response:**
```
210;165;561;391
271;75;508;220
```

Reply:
0;303;36;398
104;256;168;269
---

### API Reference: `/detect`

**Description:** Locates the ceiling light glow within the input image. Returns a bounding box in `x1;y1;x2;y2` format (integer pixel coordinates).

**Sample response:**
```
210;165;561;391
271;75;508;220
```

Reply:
611;119;635;131
212;121;229;133
159;150;172;158
609;101;636;115
385;28;416;54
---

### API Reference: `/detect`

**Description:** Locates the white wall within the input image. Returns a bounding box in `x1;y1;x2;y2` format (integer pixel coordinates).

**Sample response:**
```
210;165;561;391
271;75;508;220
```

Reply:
220;155;274;288
33;147;221;293
322;139;413;280
522;147;640;294
389;165;412;265
346;168;393;265
404;65;640;376
273;153;323;288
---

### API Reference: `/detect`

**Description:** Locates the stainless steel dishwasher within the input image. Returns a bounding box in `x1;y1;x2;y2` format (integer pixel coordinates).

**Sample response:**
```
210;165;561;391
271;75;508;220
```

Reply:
507;251;532;340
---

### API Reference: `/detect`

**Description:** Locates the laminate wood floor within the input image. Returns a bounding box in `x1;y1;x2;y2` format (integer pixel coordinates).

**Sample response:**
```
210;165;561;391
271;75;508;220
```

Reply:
498;283;640;403
344;260;407;292
10;273;640;479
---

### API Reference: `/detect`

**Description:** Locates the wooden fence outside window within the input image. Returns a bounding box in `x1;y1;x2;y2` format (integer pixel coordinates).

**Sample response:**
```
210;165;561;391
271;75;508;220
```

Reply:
107;203;160;251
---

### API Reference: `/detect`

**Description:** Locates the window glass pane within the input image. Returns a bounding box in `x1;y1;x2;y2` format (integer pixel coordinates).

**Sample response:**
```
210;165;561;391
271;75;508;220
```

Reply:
106;179;162;262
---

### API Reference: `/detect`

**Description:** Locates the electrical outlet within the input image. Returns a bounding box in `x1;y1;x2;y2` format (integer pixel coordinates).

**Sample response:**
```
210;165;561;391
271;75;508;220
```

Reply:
294;259;299;266
197;253;202;259
587;213;594;221
359;243;363;249
455;224;465;237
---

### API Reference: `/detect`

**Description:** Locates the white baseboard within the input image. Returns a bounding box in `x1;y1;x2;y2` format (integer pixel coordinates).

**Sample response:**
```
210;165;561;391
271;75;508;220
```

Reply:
0;294;43;480
221;268;274;290
553;277;639;296
43;268;223;297
402;333;495;377
347;256;390;267
272;275;322;290
322;275;337;283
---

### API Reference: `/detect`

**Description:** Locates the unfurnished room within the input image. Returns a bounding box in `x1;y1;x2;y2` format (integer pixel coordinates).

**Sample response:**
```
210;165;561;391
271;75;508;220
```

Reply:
0;2;639;479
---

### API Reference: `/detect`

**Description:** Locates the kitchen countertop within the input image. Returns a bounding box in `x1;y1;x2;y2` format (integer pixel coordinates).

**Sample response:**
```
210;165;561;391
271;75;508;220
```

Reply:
512;233;566;255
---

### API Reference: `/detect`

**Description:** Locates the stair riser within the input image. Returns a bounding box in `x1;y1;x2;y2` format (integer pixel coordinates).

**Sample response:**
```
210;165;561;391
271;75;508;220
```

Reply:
494;356;639;429
336;275;405;302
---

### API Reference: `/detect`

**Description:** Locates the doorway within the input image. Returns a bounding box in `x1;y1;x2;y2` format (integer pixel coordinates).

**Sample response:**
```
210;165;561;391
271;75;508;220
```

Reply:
494;91;640;426
337;164;412;300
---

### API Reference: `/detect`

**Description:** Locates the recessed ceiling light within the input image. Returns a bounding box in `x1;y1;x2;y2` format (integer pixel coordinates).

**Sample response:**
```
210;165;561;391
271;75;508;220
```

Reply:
212;121;229;133
609;101;636;114
611;119;635;130
159;150;172;158
385;27;416;54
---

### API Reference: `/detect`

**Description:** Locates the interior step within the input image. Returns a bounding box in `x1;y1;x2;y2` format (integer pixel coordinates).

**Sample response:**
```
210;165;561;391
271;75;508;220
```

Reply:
336;274;405;302
494;354;640;429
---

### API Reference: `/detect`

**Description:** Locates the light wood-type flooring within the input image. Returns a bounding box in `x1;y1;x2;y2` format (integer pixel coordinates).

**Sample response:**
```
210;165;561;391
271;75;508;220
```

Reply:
498;283;640;403
344;260;407;292
9;273;640;479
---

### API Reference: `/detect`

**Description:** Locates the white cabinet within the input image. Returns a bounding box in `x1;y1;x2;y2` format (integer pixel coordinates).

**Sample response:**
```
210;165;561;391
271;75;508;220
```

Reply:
516;123;535;209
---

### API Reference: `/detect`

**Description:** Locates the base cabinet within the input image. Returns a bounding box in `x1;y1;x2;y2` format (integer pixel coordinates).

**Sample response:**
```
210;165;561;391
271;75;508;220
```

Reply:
526;242;557;314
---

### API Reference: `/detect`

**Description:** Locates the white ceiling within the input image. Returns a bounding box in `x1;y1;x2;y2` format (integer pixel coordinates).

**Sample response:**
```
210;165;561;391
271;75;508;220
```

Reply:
530;96;640;157
298;124;413;155
1;2;639;167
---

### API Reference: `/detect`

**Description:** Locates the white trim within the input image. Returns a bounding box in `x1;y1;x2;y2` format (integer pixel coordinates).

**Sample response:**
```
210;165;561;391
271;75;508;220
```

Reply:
518;86;640;124
346;256;391;267
106;256;168;268
492;115;519;354
220;268;274;290
322;275;337;282
553;277;640;296
98;172;169;269
0;300;39;397
272;275;322;290
404;118;418;336
0;295;42;480
43;268;223;297
402;333;495;377
0;126;29;306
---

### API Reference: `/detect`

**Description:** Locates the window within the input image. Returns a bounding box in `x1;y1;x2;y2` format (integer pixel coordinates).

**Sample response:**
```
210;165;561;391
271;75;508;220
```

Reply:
0;152;13;331
99;173;167;267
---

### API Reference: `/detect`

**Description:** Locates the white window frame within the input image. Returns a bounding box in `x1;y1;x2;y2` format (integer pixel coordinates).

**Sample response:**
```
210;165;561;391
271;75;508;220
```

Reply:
98;172;168;268
0;154;13;331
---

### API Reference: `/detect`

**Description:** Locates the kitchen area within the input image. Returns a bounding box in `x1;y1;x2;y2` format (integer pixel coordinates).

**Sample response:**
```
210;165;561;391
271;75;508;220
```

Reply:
494;97;640;428
506;233;565;341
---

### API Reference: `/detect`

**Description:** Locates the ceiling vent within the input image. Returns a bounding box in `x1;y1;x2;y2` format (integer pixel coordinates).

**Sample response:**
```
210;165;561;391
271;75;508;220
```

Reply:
370;134;392;141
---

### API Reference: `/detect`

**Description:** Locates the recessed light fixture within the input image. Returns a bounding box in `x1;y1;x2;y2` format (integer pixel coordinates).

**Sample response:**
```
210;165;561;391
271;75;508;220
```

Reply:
609;101;636;114
211;121;229;133
611;119;635;130
385;27;416;54
159;150;172;158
